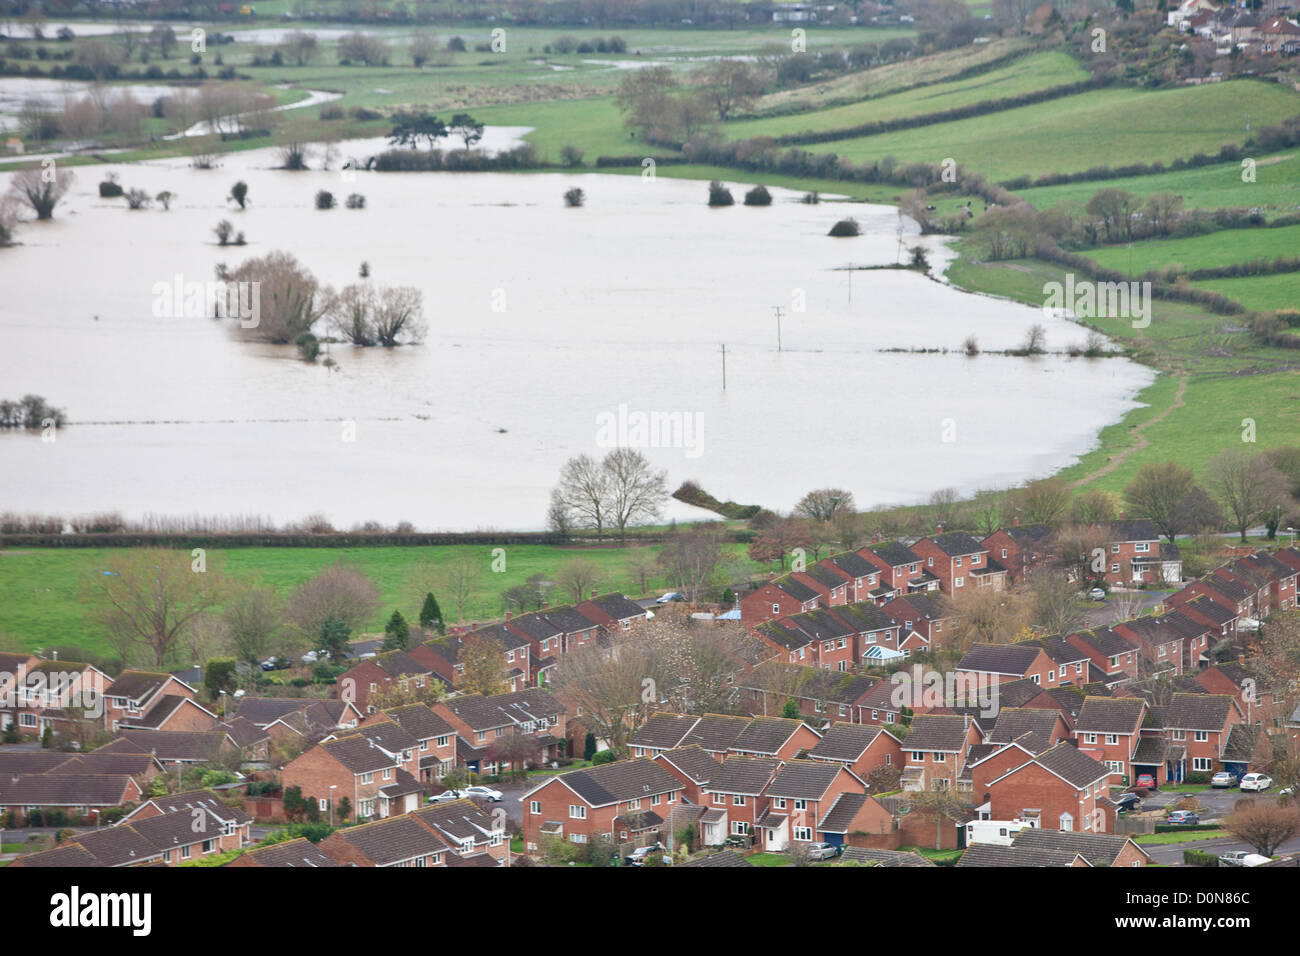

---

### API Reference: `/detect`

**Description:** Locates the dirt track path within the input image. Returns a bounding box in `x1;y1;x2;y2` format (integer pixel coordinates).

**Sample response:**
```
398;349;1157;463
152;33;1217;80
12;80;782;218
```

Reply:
1068;372;1189;489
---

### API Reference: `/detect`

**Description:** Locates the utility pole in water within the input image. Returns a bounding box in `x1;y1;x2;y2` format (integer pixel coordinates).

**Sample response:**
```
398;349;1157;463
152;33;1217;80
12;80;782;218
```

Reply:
773;306;783;352
721;344;726;391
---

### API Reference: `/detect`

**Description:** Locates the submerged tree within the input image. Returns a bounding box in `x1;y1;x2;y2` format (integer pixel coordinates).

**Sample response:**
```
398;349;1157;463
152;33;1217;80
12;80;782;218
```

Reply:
8;165;76;220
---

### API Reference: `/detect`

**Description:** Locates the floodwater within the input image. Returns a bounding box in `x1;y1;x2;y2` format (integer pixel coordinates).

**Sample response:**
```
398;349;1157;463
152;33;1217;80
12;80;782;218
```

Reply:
0;143;1154;530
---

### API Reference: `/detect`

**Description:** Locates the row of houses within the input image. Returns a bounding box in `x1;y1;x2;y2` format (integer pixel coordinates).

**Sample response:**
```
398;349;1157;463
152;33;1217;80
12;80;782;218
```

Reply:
1169;0;1300;53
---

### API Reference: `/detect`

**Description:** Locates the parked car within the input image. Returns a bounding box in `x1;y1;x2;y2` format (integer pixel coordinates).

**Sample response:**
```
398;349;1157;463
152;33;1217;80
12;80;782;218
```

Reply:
1211;771;1239;789
1167;810;1200;825
1279;786;1294;798
1219;851;1271;867
427;789;467;804
1114;792;1142;813
1088;587;1107;601
1135;774;1157;791
259;656;290;671
625;842;665;866
462;785;504;802
807;842;840;861
1240;773;1273;792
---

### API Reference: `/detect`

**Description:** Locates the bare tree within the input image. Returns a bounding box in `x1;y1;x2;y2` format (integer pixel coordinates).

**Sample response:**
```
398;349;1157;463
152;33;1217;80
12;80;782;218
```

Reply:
694;60;761;120
457;634;508;697
554;557;603;605
7;165;75;220
88;549;228;667
284;562;380;652
604;448;668;540
1205;448;1292;542
626;548;660;596
223;577;282;663
1012;478;1071;528
1028;567;1084;636
1223;800;1300;857
281;30;319;66
1124;461;1198;544
657;523;726;599
553;454;610;538
795;488;856;523
224;251;326;344
436;551;487;623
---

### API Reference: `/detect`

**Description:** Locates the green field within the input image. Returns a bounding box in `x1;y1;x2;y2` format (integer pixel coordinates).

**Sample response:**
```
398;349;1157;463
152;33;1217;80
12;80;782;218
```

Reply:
1084;224;1300;276
802;81;1300;183
726;51;1088;140
0;542;761;658
1191;272;1300;312
1015;152;1300;216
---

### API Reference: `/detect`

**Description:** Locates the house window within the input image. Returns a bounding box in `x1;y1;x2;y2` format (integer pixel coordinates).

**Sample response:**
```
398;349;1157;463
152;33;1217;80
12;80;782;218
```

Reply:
928;557;933;567
1106;734;1118;746
1194;731;1208;743
733;795;746;806
361;772;374;784
1172;730;1186;741
954;577;964;588
436;735;449;748
955;557;963;568
793;827;812;842
774;797;787;810
732;822;747;835
912;751;924;761
627;799;641;811
1059;813;1073;832
713;793;726;805
1111;564;1120;574
971;555;980;566
772;604;780;615
530;801;541;815
1001;548;1008;559
319;799;328;811
569;833;588;844
793;799;806;810
1135;543;1149;553
181;845;192;860
569;805;587;819
1193;758;1212;772
382;768;392;781
1084;733;1096;744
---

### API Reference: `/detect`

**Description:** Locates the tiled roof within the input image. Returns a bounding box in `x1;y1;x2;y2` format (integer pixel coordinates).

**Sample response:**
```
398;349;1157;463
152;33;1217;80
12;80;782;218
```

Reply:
903;714;970;753
1163;693;1237;731
988;708;1063;745
729;717;810;755
768;758;850;800
808;723;887;762
103;670;175;702
239;837;341;867
1075;697;1146;734
927;532;986;557
681;714;750;753
956;843;1087;867
1032;742;1109;788
679;850;752;867
548;758;684;806
867;542;920;567
958;643;1044;676
1013;828;1146;866
704;757;781;795
0;773;135;806
440;688;565;732
655;745;720;785
630;713;702;750
773;574;818;603
330;815;449;866
1106;520;1159;543
840;846;936;867
1069;627;1138;659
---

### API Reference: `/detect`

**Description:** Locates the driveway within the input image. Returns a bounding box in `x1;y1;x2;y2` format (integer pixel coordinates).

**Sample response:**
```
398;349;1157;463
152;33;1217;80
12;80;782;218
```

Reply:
1083;590;1177;627
1142;831;1300;866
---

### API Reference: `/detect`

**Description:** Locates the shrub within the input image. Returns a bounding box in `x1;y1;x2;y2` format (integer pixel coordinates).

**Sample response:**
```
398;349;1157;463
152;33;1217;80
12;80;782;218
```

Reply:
591;749;616;765
744;185;772;206
963;335;979;356
98;178;124;198
707;180;734;207
350;106;382;121
315;190;335;210
213;219;234;245
124;188;151;210
828;218;860;237
296;332;320;362
801;191;820;204
563;187;585;208
344;193;366;209
1184;848;1219;867
560;145;585;168
319;105;344;120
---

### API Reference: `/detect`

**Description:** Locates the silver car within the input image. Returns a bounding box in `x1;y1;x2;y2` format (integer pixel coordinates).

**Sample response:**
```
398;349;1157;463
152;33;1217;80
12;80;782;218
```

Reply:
807;842;839;861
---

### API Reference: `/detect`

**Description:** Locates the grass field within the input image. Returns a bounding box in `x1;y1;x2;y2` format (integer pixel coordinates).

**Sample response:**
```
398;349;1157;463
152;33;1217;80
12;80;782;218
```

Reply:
1084;224;1300;276
726;51;1088;140
1015;152;1300;217
1191;272;1300;312
0;542;763;658
802;81;1300;183
943;249;1300;496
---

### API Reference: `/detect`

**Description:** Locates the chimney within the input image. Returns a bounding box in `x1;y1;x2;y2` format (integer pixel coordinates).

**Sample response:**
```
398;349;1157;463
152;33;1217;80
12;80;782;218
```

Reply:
505;611;512;620
936;523;943;535
591;589;598;599
769;571;776;581
541;599;548;609
1013;516;1019;527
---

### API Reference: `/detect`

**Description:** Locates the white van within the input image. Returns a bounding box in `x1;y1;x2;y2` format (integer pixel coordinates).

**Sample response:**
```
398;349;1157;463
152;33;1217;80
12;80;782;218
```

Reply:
965;819;1033;847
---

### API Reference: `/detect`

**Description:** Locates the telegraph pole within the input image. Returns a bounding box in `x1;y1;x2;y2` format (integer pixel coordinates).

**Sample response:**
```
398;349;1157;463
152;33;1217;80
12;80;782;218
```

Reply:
773;306;783;352
720;344;727;391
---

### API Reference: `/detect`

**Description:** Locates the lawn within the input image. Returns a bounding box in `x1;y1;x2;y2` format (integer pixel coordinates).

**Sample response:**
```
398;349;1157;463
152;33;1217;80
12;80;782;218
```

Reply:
726;51;1089;141
801;81;1300;183
1134;828;1227;845
744;852;791;866
0;542;763;658
1014;151;1300;217
1084;224;1300;277
942;247;1300;496
1191;271;1300;312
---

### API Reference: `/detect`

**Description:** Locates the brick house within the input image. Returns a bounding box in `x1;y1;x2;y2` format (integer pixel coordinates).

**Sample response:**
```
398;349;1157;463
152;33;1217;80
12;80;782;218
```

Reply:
1023;635;1094;689
827;602;903;662
740;575;821;624
957;643;1058;688
1066;627;1140;685
859;541;936;597
726;715;822;761
319;814;454;867
458;623;535;691
411;798;508;864
982;524;1054;584
757;760;867;851
652;745;720;806
576;592;649;633
1237;551;1298;613
900;714;982;791
120;788;252;859
337;651;444;715
433;688;567;774
821;551;889;604
1113;617;1186;678
1101;519;1179;585
362;703;458;783
879;593;952;653
0;658;111;738
227;837;340;868
102;671;200;733
519;758;686;851
984;741;1114;833
1161;609;1216;671
1169;593;1239;643
700;756;782;845
1011;827;1151;867
806;721;904;780
1074;696;1147;783
910;532;1005;596
630;713;708;759
1168;575;1251;629
0;773;143;826
281;729;417;822
1151;693;1245;780
783;609;859;671
987;707;1072;753
752;618;818;665
815;791;895;849
792;564;852;607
